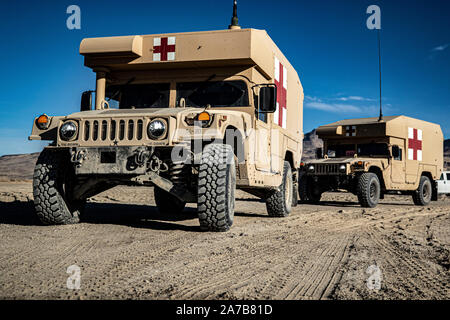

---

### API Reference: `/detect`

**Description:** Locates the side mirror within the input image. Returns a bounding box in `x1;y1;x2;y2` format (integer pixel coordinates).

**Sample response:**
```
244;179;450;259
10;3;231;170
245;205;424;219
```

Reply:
259;86;277;113
316;147;323;159
81;91;93;112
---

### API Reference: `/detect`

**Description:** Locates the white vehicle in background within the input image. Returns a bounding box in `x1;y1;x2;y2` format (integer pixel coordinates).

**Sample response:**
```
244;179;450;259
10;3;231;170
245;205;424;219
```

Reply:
437;171;450;195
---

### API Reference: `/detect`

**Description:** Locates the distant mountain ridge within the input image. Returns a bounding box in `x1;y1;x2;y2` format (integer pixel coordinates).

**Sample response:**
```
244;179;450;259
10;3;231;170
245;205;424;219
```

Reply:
0;135;448;180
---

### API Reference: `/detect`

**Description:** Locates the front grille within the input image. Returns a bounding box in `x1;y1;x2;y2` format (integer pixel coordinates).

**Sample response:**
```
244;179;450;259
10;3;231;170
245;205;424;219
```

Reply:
80;118;146;144
315;164;340;174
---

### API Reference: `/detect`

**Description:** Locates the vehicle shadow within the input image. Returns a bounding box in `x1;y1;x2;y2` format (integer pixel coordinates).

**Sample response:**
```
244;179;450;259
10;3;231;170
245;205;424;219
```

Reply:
0;200;200;231
0;200;266;231
301;200;417;208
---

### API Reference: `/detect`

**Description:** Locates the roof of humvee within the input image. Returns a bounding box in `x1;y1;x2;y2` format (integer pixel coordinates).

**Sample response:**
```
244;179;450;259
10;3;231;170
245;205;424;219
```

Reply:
79;28;300;82
319;116;401;127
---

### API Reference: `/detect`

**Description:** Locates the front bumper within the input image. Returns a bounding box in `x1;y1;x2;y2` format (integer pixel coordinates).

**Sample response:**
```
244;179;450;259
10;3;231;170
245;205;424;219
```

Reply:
70;146;153;175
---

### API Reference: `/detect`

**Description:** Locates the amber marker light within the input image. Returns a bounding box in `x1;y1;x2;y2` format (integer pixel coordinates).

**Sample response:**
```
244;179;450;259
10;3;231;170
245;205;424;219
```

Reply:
36;114;50;130
197;112;211;122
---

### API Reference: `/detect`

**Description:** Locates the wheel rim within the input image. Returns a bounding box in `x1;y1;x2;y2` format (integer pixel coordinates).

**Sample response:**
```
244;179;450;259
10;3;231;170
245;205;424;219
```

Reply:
370;181;378;201
423;181;431;201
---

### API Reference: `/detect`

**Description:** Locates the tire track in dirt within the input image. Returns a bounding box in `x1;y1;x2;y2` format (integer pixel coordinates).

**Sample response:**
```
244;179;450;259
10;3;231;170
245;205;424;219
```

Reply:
367;223;449;299
276;235;352;299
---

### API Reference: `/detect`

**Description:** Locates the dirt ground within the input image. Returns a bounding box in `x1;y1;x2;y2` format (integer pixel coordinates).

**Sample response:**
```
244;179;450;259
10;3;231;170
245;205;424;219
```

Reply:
0;180;449;300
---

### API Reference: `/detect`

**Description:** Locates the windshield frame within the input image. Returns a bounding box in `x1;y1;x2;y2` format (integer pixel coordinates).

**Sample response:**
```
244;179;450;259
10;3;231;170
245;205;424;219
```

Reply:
325;141;391;158
175;79;250;108
100;75;254;110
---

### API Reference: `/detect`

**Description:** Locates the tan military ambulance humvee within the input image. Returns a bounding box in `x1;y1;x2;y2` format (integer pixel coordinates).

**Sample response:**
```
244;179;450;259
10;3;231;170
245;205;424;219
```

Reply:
29;10;304;231
299;116;443;208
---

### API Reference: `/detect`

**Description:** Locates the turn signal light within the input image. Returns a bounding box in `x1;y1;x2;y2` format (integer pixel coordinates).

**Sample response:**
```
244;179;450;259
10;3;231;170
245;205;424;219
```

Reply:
36;114;50;130
197;112;211;122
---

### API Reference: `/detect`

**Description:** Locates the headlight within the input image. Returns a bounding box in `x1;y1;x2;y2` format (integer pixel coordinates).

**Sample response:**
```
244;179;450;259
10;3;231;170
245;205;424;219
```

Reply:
308;165;315;172
147;119;167;140
339;164;347;172
59;121;78;141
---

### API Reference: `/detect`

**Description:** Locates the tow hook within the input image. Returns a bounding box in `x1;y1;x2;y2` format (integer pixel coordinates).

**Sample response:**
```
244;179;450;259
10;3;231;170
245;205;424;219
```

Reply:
149;155;169;173
134;147;152;168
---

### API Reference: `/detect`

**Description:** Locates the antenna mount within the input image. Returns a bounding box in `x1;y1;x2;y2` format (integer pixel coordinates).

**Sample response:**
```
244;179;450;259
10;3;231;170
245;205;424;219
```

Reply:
229;0;241;29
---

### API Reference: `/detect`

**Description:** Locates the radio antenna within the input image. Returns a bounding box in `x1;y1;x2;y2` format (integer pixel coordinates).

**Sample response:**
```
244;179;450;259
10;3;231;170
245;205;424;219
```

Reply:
377;29;383;122
229;0;241;29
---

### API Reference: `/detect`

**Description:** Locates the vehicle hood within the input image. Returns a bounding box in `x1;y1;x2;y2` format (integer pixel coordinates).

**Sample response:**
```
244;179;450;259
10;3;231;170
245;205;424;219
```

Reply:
66;108;201;119
307;157;384;164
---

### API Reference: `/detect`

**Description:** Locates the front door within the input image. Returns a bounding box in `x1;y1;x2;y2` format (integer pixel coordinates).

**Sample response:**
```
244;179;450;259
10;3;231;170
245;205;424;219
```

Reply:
254;114;271;172
391;144;406;184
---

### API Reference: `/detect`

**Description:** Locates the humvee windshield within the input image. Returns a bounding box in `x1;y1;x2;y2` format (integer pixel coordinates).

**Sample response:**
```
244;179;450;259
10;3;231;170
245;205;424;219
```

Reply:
327;143;389;158
105;83;170;109
176;80;249;108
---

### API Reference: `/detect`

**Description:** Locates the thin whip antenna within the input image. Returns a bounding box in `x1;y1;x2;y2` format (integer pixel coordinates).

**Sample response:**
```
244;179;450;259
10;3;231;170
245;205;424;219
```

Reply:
377;29;383;122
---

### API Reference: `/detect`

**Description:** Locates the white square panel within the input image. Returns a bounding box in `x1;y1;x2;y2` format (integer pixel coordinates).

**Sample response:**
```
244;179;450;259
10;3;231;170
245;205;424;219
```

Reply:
167;52;175;61
408;148;414;160
167;36;176;45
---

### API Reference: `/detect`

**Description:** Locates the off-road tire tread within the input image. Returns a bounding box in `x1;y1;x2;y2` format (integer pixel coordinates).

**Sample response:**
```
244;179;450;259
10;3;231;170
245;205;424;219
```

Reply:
197;144;235;232
357;172;380;208
412;176;432;206
266;161;292;217
298;174;309;202
33;149;81;225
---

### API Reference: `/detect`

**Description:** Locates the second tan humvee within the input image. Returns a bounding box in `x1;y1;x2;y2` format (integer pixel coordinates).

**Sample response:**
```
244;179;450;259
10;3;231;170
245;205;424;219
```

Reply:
29;26;304;231
300;116;444;207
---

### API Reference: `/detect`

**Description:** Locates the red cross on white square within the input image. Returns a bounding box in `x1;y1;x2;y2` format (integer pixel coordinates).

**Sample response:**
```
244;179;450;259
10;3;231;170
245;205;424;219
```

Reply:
345;126;356;136
153;37;176;61
408;127;422;161
273;57;287;129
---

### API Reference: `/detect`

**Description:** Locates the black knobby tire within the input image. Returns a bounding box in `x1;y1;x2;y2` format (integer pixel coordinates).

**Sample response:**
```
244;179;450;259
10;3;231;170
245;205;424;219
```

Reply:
266;161;293;217
298;174;309;203
197;144;236;232
298;174;321;204
33;149;84;225
412;176;432;206
357;172;380;208
154;187;186;214
307;187;322;204
291;171;299;207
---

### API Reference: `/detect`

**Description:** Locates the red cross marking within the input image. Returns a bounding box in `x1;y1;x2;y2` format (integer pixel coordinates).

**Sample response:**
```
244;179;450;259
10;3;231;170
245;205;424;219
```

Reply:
408;128;422;161
274;61;287;127
346;126;356;136
153;37;175;61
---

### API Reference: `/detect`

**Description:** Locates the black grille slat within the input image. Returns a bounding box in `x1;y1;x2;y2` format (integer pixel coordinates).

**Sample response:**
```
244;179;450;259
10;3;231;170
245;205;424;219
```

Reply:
137;120;143;140
128;120;134;140
110;120;116;140
119;120;125;140
101;120;107;141
93;121;99;141
84;121;90;141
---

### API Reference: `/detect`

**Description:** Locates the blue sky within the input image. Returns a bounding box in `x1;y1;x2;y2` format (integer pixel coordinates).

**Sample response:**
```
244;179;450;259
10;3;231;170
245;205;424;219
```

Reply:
0;0;449;156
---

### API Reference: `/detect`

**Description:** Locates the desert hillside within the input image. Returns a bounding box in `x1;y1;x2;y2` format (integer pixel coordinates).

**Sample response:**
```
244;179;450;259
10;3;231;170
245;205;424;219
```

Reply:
0;153;39;180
